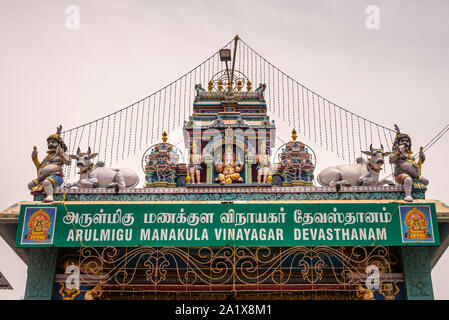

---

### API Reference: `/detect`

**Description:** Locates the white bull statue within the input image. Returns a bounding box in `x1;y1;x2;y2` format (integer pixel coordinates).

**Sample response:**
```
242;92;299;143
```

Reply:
66;147;139;190
317;145;394;189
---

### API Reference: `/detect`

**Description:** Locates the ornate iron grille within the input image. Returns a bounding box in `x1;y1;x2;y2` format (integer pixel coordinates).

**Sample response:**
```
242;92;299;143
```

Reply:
57;245;401;300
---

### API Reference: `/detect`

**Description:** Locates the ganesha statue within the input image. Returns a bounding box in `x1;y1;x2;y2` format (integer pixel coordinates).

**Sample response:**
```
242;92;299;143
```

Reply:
389;124;429;202
214;145;244;184
28;125;71;202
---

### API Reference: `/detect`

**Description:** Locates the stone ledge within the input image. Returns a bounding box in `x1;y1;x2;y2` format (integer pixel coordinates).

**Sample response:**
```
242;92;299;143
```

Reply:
32;188;425;202
49;185;408;195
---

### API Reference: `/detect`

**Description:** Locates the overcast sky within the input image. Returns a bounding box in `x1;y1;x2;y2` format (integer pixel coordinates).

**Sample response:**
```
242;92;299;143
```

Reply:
0;0;448;299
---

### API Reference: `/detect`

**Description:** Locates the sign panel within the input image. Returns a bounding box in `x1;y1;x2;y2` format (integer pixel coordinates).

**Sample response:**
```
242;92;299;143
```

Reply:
19;207;56;245
15;202;440;247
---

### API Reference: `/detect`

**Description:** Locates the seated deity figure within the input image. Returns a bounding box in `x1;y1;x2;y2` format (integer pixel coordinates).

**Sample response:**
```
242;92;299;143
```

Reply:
187;141;202;184
214;145;244;184
28;125;71;202
389;125;428;202
255;141;271;183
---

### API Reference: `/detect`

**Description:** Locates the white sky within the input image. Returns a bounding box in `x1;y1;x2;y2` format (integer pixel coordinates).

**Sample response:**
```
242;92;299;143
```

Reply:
0;0;448;299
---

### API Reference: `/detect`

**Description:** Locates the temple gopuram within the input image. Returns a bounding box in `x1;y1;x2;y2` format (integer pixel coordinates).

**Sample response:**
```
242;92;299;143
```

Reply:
1;36;448;301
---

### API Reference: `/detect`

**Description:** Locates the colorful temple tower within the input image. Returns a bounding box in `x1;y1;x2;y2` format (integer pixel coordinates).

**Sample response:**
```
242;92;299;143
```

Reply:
0;36;448;301
183;71;275;185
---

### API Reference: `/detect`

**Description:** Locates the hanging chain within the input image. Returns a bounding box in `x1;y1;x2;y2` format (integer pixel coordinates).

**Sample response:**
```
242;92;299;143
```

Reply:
183;75;187;127
363;119;368;150
110;113;116;166
357;116;362;153
156;91;162;141
145;96;151;146
322;97;328;150
345;111;351;163
311;93;317;143
376;125;382;149
60;37;399;168
104;116;110;164
350;114;356;163
339;108;344;160
333;103;339;157
127;104;133;157
117;110;123;162
327;100;333;152
291;77;296;129
123;108;128;159
317;94;322;146
276;68;281;118
172;82;177;130
134;101;139;155
281;73;286;122
140;98;146;149
162;88;167;137
301;86;306;137
87;123;91;149
306;88;311;141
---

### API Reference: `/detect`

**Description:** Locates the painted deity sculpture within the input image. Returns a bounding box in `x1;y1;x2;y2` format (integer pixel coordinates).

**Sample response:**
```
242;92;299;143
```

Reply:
277;129;315;186
379;282;400;300
187;141;202;184
301;158;315;182
356;283;375;300
143;132;179;186
389;124;428;202
255;141;272;183
67;147;139;190
28;125;71;202
214;145;244;184
84;283;102;300
317;144;394;189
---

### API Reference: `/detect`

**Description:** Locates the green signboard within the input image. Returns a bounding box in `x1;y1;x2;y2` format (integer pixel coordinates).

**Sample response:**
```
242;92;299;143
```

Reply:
15;202;440;247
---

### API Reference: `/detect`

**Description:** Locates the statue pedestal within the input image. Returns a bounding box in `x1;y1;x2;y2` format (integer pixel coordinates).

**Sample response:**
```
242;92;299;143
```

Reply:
291;180;305;186
154;181;168;188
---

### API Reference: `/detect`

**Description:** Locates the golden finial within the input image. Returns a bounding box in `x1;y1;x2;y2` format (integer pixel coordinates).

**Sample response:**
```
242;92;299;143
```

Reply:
208;81;213;91
292;128;297;141
218;80;223;91
227;80;232;91
162;131;168;143
237;80;242;91
247;80;252;92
